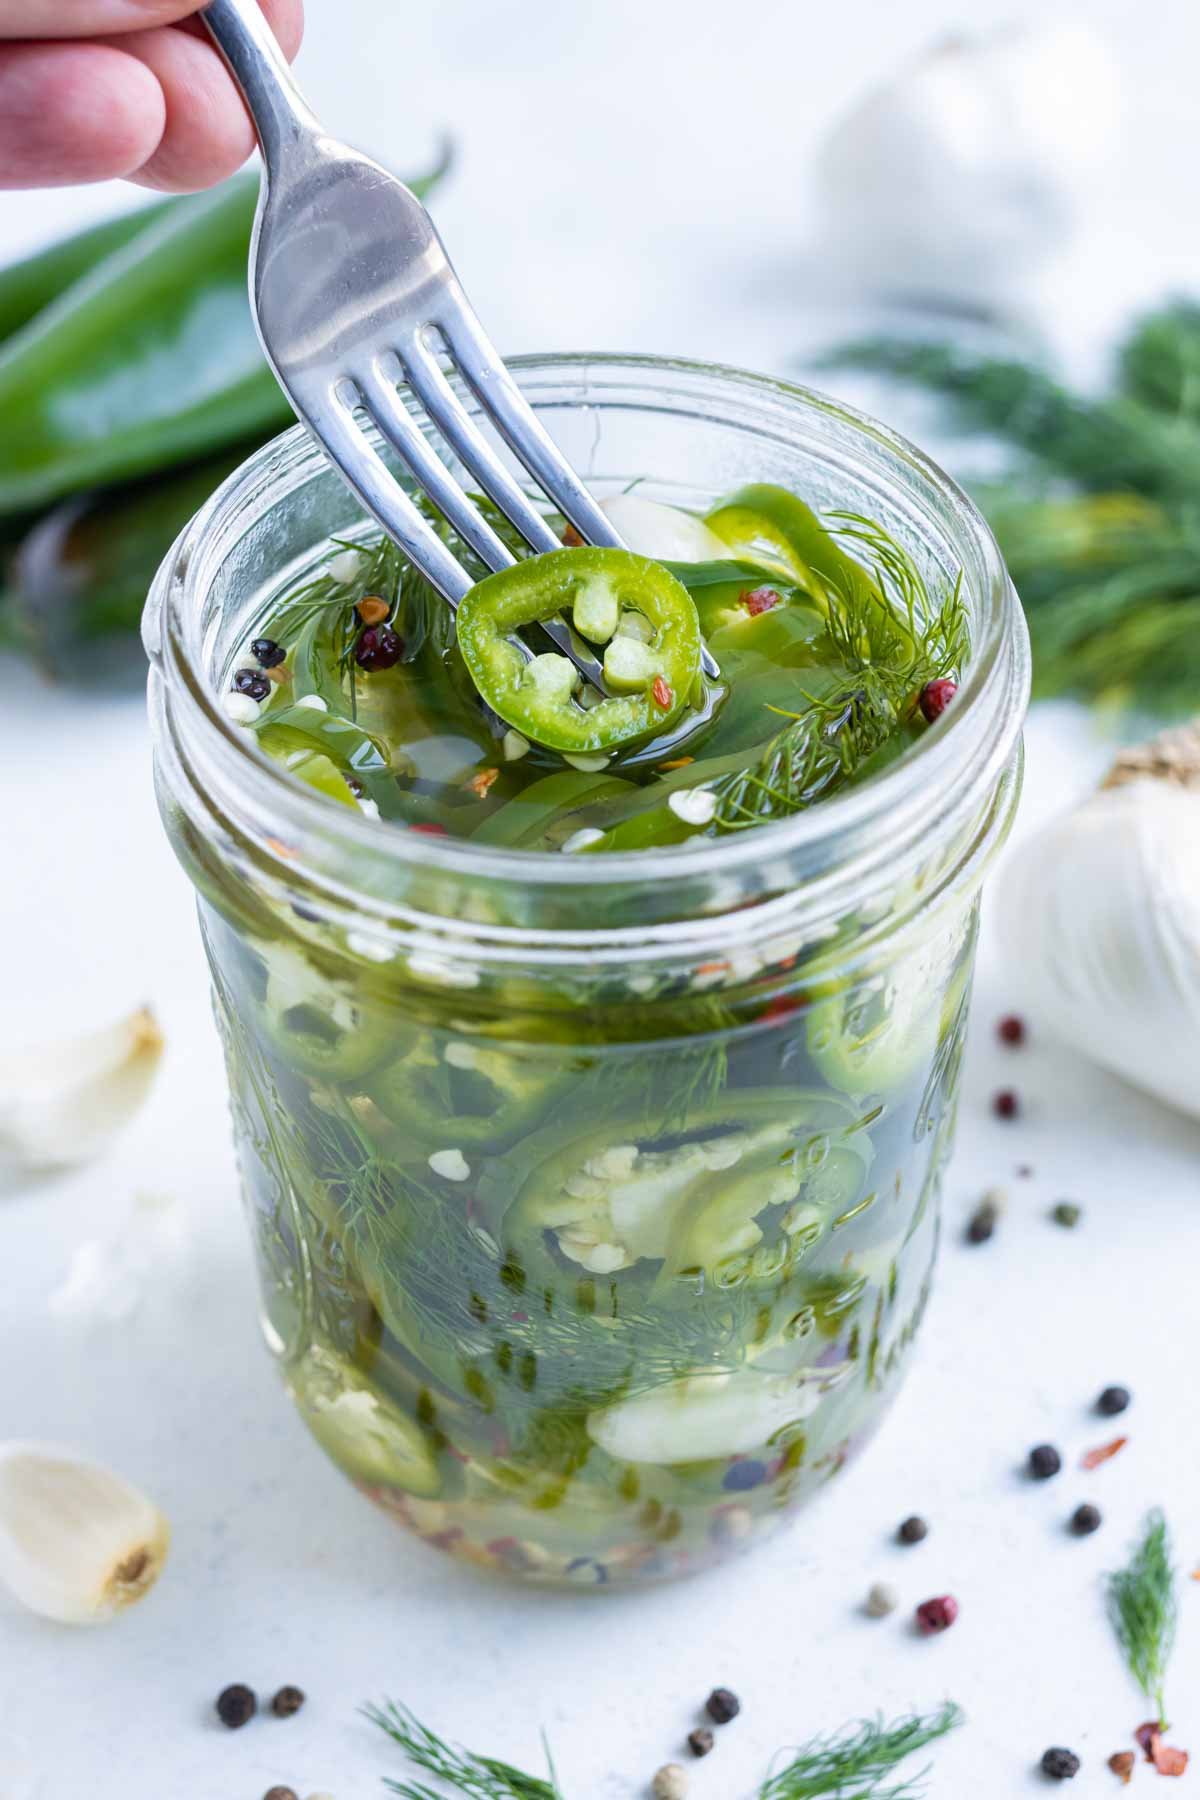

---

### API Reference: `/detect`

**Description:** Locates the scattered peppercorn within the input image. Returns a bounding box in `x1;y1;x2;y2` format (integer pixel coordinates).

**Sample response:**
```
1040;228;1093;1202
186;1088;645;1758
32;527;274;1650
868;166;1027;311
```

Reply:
652;675;674;709
997;1013;1026;1045
966;1196;1000;1243
652;1764;688;1800
356;595;390;625
898;1514;929;1545
865;1581;899;1617
1070;1503;1102;1536
993;1089;1019;1119
250;637;286;668
1041;1747;1080;1780
687;1728;714;1758
232;667;272;701
1029;1444;1062;1480
919;677;957;722
1108;1750;1135;1784
216;1683;257;1729
1097;1385;1131;1417
1051;1201;1082;1228
264;1789;299;1800
915;1594;958;1634
354;624;404;671
271;1686;305;1718
706;1688;741;1725
562;524;584;546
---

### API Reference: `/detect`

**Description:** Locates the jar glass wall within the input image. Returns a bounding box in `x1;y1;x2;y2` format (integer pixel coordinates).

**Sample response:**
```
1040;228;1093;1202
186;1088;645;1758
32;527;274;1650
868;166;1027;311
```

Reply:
145;355;1029;1586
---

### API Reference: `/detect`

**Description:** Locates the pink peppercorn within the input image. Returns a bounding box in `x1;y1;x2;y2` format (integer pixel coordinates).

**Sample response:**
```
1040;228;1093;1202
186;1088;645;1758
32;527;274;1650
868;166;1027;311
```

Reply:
997;1014;1026;1046
993;1089;1019;1120
919;678;957;722
916;1595;958;1635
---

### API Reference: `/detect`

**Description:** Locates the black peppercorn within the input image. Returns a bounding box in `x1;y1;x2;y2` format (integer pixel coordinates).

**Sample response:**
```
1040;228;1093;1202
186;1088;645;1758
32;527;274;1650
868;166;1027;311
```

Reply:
271;1685;305;1718
232;668;271;701
687;1728;714;1757
1029;1444;1062;1480
966;1199;999;1244
705;1688;740;1724
215;1683;257;1729
263;1789;299;1800
1070;1503;1102;1536
1097;1385;1130;1416
1040;1746;1080;1779
898;1514;929;1545
354;624;404;671
250;637;286;668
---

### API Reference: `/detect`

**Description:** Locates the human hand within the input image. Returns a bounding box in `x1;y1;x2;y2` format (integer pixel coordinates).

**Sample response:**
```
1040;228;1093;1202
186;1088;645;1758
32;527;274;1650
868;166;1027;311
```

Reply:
0;1;303;191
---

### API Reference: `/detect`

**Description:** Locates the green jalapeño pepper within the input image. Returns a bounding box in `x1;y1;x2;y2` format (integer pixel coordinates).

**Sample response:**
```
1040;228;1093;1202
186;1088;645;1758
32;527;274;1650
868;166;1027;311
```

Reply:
363;1029;574;1151
455;547;702;754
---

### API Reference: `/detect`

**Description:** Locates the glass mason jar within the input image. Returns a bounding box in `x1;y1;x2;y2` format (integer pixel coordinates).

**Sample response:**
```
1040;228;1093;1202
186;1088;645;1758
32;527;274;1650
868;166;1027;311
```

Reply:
144;354;1029;1587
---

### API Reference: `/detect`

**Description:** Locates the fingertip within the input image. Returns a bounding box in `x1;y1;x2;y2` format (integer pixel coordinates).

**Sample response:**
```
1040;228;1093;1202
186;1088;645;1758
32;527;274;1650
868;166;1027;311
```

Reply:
0;43;165;186
261;0;304;62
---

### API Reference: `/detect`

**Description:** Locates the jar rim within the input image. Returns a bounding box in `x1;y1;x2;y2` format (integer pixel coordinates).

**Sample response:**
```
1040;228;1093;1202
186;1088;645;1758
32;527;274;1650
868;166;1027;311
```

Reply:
146;351;1029;945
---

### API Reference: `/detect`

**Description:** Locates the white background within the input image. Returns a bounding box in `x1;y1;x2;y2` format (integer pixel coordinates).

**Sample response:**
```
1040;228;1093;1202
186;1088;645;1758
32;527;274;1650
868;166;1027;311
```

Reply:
2;3;1200;1797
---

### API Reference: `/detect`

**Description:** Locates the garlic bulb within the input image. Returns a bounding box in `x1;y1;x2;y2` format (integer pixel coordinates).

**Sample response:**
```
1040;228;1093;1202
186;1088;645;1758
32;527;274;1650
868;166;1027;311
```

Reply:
0;1443;170;1624
813;20;1122;302
998;723;1200;1120
0;1006;164;1173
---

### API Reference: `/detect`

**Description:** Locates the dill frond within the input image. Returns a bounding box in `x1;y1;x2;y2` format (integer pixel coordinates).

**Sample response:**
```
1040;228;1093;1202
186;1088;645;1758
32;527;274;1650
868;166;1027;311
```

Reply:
758;1702;963;1799
1108;1510;1177;1728
712;514;967;831
365;1698;561;1799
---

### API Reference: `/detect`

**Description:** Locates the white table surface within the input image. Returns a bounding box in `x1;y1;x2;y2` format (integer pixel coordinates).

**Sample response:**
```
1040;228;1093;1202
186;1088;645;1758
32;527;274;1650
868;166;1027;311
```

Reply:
3;4;1200;1797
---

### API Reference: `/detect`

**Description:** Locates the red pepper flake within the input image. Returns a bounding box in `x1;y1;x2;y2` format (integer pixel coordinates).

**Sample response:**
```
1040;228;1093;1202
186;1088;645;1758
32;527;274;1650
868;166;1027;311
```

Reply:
740;585;781;616
762;997;800;1025
1108;1751;1135;1784
562;524;584;547
1155;1744;1190;1777
919;677;958;722
466;767;500;799
411;822;449;835
652;675;674;709
357;595;390;625
1190;1567;1200;1581
658;756;694;771
1081;1436;1128;1470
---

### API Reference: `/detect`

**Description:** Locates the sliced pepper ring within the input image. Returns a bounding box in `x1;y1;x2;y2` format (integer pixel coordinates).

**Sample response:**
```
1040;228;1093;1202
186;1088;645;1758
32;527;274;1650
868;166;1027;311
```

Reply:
455;546;702;754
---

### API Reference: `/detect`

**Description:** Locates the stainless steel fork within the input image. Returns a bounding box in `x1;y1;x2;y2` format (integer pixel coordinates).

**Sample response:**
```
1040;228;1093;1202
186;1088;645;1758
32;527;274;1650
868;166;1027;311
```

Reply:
201;0;718;689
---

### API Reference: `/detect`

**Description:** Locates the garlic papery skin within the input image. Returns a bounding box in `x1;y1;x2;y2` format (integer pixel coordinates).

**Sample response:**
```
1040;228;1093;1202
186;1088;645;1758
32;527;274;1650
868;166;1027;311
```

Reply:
600;494;728;564
812;20;1122;303
998;748;1200;1120
0;1444;169;1624
0;1006;164;1173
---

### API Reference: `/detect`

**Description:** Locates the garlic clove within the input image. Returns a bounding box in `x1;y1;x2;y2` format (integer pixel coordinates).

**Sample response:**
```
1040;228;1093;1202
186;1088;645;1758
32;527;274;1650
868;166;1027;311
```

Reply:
0;1007;164;1173
600;494;728;564
0;1443;169;1625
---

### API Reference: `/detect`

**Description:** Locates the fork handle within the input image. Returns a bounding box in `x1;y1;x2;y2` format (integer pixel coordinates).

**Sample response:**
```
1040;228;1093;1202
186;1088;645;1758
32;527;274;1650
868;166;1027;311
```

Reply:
202;0;320;167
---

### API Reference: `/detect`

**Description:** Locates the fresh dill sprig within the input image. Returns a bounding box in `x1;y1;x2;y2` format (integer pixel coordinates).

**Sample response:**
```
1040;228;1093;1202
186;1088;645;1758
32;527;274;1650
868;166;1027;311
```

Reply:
758;1702;963;1800
824;303;1200;712
365;1698;561;1800
712;514;967;830
1107;1510;1178;1728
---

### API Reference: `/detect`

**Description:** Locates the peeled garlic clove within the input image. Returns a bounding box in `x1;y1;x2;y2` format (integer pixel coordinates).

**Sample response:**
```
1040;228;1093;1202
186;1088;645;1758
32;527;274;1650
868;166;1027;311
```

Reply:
600;494;728;564
0;1006;164;1172
0;1443;169;1624
999;726;1200;1120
